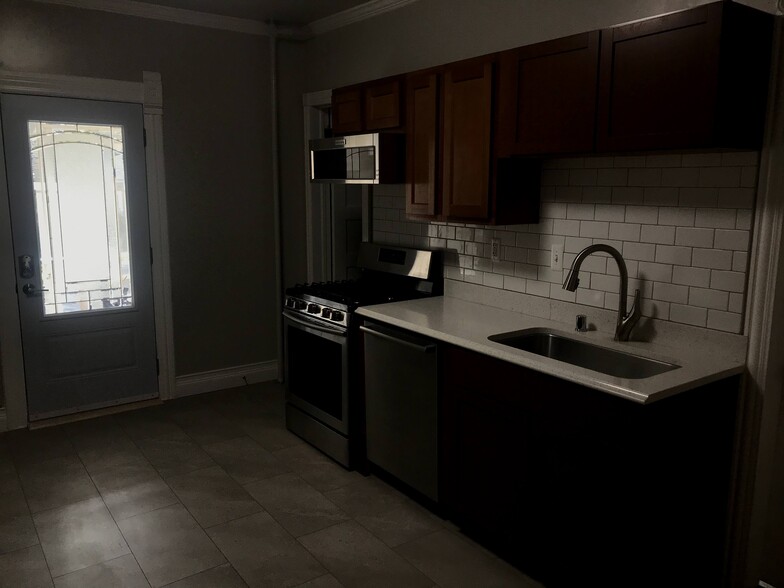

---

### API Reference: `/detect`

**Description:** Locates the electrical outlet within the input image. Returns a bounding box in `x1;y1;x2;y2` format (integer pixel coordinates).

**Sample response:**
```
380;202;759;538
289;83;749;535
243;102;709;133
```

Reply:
490;238;501;262
551;243;564;271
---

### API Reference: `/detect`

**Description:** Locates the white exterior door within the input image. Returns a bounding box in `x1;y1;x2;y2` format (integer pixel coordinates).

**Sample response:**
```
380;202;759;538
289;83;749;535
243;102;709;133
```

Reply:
1;94;158;420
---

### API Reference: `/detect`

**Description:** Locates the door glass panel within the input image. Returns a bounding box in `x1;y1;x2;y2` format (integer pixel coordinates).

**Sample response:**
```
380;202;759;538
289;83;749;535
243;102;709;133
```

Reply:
27;120;133;315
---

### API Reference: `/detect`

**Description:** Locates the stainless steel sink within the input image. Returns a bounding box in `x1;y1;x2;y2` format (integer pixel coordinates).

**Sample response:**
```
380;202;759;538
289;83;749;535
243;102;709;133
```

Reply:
488;328;680;379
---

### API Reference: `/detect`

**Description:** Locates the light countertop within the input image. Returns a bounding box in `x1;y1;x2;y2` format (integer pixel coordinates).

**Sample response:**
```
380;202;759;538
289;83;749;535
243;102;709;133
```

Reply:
357;296;745;404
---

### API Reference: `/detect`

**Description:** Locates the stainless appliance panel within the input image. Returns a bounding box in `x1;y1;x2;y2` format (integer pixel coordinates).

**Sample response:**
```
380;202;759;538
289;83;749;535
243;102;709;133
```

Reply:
362;322;439;501
309;133;404;184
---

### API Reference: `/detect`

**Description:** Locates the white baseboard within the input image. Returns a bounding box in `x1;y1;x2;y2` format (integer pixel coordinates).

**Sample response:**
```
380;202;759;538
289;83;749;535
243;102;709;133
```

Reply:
174;360;278;399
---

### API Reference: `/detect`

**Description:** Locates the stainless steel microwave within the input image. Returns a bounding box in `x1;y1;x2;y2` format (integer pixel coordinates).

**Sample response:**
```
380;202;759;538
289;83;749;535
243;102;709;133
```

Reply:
309;133;404;184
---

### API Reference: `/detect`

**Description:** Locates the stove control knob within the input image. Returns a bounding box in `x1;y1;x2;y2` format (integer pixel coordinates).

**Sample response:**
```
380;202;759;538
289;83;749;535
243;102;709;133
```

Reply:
321;308;332;319
331;311;344;322
294;300;306;310
285;298;295;308
307;304;319;314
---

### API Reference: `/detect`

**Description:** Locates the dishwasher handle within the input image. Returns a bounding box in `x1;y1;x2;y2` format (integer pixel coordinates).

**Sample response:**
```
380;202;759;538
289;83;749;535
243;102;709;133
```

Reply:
360;325;436;353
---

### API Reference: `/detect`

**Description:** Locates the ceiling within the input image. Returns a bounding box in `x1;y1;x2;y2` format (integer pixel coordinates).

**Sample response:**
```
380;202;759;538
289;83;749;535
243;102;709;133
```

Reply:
130;0;371;25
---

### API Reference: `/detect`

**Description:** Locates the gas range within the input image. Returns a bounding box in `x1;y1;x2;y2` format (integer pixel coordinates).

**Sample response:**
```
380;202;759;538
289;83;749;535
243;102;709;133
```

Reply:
282;243;442;469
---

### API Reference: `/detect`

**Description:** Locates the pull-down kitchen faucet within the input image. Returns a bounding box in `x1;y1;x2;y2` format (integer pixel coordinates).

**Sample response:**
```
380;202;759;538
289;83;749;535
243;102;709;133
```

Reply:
563;244;641;341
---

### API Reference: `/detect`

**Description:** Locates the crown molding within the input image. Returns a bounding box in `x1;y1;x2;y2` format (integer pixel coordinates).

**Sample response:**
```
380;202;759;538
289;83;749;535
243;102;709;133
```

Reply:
30;0;273;36
307;0;421;35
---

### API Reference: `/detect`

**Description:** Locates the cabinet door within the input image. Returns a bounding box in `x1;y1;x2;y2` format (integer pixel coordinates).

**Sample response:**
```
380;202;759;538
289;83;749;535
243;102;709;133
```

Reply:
497;32;599;156
442;60;493;220
406;72;439;217
332;87;363;135
596;3;723;151
364;79;402;130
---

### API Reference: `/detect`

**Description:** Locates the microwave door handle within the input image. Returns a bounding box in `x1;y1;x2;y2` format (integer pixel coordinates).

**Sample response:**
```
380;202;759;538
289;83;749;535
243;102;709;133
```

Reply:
283;311;346;335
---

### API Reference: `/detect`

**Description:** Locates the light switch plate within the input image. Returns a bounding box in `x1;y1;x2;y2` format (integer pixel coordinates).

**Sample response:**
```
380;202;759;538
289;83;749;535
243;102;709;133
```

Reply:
551;243;564;271
490;239;501;262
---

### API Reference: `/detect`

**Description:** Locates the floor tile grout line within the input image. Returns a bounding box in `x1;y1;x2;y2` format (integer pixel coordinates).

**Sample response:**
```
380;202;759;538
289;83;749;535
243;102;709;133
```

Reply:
16;458;56;585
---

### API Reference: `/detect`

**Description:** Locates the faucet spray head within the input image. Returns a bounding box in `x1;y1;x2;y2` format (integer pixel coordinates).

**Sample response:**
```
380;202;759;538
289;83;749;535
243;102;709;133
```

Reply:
563;269;580;292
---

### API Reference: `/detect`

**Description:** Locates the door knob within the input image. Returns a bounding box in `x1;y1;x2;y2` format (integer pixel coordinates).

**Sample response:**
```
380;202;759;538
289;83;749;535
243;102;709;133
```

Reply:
22;283;48;297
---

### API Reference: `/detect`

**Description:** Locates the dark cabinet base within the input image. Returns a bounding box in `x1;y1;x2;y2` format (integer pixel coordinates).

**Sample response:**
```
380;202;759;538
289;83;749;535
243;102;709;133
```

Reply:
440;345;738;588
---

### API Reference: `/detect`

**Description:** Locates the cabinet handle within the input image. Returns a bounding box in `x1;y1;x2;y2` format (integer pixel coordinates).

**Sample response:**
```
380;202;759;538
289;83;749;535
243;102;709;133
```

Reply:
360;325;436;353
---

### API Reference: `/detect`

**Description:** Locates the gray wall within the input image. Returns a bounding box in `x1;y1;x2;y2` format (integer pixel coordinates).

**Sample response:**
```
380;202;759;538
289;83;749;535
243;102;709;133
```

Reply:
0;0;276;375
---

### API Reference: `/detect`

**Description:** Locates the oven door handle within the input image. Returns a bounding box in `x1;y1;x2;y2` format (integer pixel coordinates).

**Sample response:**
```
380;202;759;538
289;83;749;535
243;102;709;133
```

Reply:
360;325;436;353
283;311;347;335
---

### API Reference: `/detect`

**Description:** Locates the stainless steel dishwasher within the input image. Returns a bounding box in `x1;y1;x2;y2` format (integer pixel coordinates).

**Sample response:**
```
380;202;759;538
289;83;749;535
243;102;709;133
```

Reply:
361;320;439;502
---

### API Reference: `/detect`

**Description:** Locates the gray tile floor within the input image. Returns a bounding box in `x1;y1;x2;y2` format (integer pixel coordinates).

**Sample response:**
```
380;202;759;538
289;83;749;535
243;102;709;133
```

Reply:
0;382;542;587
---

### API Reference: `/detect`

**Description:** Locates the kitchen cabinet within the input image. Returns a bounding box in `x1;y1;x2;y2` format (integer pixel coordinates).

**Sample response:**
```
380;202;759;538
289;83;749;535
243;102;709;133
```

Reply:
406;71;439;217
441;344;738;587
497;31;600;156
596;1;773;152
405;58;541;223
332;77;403;135
331;87;363;135
441;58;494;219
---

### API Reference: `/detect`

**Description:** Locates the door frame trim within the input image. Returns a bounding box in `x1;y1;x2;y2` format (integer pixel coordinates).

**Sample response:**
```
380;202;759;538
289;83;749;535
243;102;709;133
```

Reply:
0;69;176;430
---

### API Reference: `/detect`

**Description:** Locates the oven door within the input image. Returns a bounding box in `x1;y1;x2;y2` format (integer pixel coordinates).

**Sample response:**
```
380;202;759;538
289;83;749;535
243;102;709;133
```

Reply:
283;311;349;435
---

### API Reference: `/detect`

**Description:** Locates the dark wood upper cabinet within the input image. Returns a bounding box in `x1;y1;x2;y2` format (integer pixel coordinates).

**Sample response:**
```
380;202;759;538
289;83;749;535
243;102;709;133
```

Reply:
364;79;402;131
331;87;363;135
497;31;600;156
596;1;773;152
332;77;404;135
442;59;494;220
405;71;439;217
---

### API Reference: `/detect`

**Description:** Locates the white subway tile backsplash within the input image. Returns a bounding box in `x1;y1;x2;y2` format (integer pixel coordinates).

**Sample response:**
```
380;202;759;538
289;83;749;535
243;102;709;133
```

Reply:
626;206;659;224
597;168;628;186
565;236;593;253
377;150;757;335
707;309;742;333
628;168;661;187
682;153;722;167
732;251;748;273
711;270;745;293
643;187;679;206
483;272;504;288
658;207;696;227
576;288;605;307
714;229;750;251
695;208;737;229
689;287;728;310
594;204;626;222
718;187;755;208
646;153;682;168
614;155;647;167
729;292;745;313
638;261;674;283
612;187;645;204
675;227;714;248
566;203;595;220
609;223;641;242
503;275;527;293
692;248;733;270
661;167;700;187
623;242;656;262
579;221;609;239
679;188;719;207
740;168;758;189
653;282;689;304
672;265;711;287
526;280;550;297
582;186;613;203
670;304;708;327
541;202;567;219
569;168;598;186
699;167;741;188
736;209;752;231
641;225;676;245
553;219;581;236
